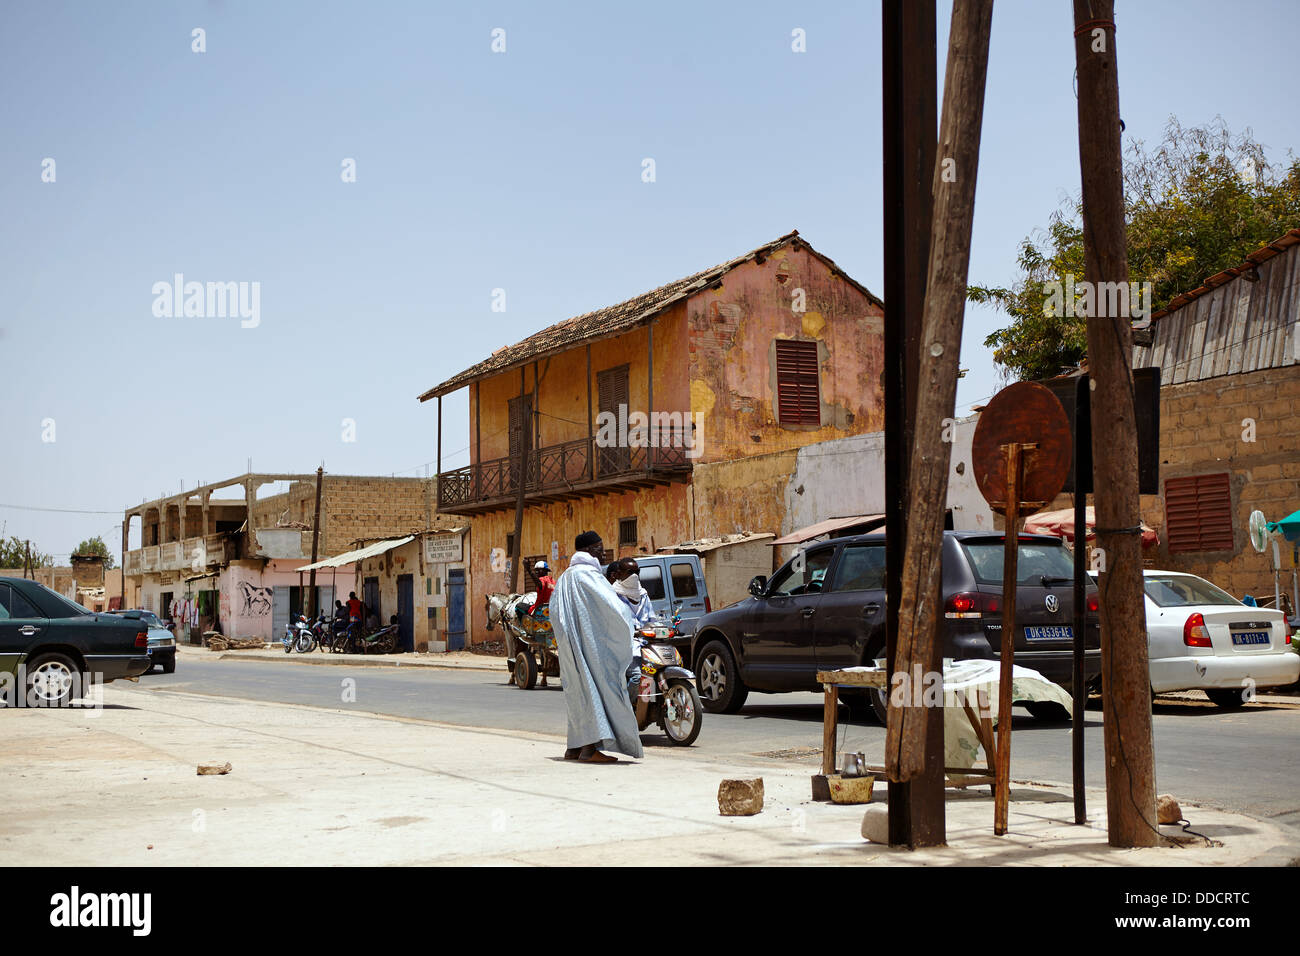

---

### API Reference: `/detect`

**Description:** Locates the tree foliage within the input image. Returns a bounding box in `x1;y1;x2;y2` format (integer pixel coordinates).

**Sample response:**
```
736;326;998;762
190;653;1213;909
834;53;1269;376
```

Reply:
973;118;1300;382
0;536;55;570
75;535;116;569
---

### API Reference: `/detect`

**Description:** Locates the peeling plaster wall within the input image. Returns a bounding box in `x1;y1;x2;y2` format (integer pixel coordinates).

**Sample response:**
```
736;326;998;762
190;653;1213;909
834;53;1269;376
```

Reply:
690;448;800;539
687;244;884;463
471;309;692;464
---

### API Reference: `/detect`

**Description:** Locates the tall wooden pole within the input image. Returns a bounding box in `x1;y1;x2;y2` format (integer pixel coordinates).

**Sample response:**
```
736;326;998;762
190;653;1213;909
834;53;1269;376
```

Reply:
881;0;938;849
24;540;31;579
509;367;529;594
1071;0;1158;847
307;466;324;618
885;0;994;844
994;443;1023;835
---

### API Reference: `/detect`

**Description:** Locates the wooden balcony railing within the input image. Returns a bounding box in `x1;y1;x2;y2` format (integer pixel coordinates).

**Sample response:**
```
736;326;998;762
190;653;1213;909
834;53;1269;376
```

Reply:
438;429;693;511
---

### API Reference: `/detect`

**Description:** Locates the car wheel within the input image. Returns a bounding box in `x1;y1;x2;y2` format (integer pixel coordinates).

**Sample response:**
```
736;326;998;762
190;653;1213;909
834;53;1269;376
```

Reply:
696;640;748;714
162;656;176;675
1205;688;1248;708
25;652;80;707
1024;700;1072;722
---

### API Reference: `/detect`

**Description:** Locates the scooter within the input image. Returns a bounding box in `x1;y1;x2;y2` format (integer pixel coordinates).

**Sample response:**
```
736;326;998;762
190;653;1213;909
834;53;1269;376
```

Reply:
281;614;316;654
629;616;702;746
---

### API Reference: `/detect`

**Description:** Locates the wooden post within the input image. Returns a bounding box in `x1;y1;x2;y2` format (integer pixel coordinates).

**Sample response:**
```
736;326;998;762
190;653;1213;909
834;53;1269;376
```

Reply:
1072;0;1158;847
24;540;31;579
121;518;129;608
822;683;839;777
881;0;938;849
647;322;655;456
586;344;594;482
884;0;994;847
509;367;529;595
994;442;1022;835
307;466;324;619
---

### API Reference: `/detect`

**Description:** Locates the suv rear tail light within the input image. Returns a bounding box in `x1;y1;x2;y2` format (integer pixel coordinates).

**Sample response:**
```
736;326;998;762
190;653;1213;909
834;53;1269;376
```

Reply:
1183;613;1212;647
1286;619;1293;645
945;592;1000;619
135;631;148;648
704;596;711;613
1086;592;1099;613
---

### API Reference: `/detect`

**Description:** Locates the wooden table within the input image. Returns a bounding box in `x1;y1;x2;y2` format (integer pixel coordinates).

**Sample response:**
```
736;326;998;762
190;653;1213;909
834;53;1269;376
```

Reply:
816;668;998;790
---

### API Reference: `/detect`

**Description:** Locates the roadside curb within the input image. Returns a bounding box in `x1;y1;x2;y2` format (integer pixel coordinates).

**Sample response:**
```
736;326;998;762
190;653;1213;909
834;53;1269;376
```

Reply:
178;647;506;676
208;651;506;672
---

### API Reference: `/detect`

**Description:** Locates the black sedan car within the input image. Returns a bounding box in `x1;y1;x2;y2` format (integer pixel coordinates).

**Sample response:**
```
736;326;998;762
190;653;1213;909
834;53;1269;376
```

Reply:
0;577;153;707
690;530;1101;721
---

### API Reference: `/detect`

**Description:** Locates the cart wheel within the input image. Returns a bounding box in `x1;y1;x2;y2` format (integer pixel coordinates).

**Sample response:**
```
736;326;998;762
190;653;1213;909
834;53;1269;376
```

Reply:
515;650;537;690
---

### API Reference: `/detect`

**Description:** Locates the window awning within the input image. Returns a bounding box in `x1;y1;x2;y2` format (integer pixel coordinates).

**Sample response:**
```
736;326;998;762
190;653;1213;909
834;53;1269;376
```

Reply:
295;535;415;573
770;514;886;546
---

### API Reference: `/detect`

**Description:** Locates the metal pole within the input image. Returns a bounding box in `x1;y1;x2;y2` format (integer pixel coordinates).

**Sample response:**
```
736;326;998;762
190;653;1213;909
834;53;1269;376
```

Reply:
995;443;1023;836
1071;376;1090;825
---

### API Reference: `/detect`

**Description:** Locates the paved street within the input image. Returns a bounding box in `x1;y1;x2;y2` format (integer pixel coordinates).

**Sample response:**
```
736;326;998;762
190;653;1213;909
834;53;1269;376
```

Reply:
140;652;1300;840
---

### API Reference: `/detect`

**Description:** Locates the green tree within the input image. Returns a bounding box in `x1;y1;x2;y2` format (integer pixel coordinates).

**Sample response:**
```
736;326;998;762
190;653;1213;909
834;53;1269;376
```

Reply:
74;535;116;569
972;118;1300;382
0;536;55;570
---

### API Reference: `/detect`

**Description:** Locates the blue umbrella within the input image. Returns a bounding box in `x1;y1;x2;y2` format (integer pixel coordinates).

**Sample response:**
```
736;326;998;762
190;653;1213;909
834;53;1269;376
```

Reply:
1268;509;1300;543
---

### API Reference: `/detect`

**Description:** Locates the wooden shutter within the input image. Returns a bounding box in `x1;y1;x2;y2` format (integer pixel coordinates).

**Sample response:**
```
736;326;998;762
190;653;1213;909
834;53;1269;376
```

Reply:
508;394;533;457
1164;473;1234;552
596;365;631;475
775;340;821;425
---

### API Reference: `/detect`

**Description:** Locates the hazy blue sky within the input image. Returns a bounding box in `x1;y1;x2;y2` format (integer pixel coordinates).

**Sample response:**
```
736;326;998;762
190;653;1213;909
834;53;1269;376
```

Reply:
3;0;1297;558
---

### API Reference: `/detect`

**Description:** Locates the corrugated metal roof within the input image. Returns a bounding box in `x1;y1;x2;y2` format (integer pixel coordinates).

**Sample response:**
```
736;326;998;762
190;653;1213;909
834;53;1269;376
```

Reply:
770;514;886;546
417;232;882;401
1133;229;1300;384
660;532;776;554
295;535;415;572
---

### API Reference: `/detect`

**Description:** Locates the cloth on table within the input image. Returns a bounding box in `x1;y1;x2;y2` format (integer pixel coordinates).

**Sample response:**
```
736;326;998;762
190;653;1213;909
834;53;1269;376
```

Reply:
848;659;1075;776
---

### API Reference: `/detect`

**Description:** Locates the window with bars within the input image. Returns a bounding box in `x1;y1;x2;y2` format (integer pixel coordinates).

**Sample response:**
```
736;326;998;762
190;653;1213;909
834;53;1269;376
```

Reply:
619;517;637;548
1164;473;1234;552
775;339;821;426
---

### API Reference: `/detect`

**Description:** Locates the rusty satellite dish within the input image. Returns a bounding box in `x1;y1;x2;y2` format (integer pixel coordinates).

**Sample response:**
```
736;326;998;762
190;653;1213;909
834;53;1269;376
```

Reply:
971;381;1072;517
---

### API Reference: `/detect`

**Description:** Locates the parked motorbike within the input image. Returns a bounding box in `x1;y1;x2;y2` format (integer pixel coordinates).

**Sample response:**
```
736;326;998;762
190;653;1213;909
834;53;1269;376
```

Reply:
630;615;702;746
281;614;316;654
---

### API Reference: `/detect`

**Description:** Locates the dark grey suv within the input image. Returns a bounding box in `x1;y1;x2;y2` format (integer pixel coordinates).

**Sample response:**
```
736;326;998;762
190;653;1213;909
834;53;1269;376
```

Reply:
690;530;1100;721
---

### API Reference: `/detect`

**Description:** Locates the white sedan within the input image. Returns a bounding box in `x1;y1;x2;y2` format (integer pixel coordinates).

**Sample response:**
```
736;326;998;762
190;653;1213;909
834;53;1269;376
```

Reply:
1092;570;1298;706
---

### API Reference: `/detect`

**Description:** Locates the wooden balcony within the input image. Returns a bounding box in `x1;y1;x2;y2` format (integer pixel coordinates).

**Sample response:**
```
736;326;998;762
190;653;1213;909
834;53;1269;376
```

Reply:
437;432;693;515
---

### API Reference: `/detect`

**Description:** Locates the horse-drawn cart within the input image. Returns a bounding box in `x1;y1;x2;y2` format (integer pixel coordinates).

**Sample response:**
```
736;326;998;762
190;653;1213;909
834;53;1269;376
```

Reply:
485;592;560;689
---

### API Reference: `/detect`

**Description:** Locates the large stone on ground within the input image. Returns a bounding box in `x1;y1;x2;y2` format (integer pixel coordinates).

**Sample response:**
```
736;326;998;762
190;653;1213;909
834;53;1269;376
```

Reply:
718;778;764;816
197;762;232;776
861;804;890;844
1157;793;1182;824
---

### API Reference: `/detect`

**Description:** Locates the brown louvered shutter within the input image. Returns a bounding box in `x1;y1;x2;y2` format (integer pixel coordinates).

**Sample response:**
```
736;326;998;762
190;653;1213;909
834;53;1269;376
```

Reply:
596;365;631;474
775;340;821;426
1164;473;1234;552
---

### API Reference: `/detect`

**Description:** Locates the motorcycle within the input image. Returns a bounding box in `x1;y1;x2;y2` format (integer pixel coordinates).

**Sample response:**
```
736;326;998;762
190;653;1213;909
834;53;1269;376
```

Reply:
630;615;702;746
281;614;316;654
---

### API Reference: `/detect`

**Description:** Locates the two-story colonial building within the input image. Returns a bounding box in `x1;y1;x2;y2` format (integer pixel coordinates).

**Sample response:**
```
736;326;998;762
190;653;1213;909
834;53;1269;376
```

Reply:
419;231;886;642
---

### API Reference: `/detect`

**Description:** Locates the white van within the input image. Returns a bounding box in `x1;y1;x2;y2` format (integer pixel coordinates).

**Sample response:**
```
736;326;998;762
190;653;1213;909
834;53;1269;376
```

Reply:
629;554;710;636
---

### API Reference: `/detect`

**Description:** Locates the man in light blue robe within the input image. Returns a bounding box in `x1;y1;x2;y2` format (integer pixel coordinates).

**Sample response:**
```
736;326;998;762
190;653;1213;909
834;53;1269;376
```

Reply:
551;531;644;763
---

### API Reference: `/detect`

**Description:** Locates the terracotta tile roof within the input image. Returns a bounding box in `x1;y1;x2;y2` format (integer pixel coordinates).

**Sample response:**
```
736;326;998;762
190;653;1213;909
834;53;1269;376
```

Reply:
417;231;881;400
